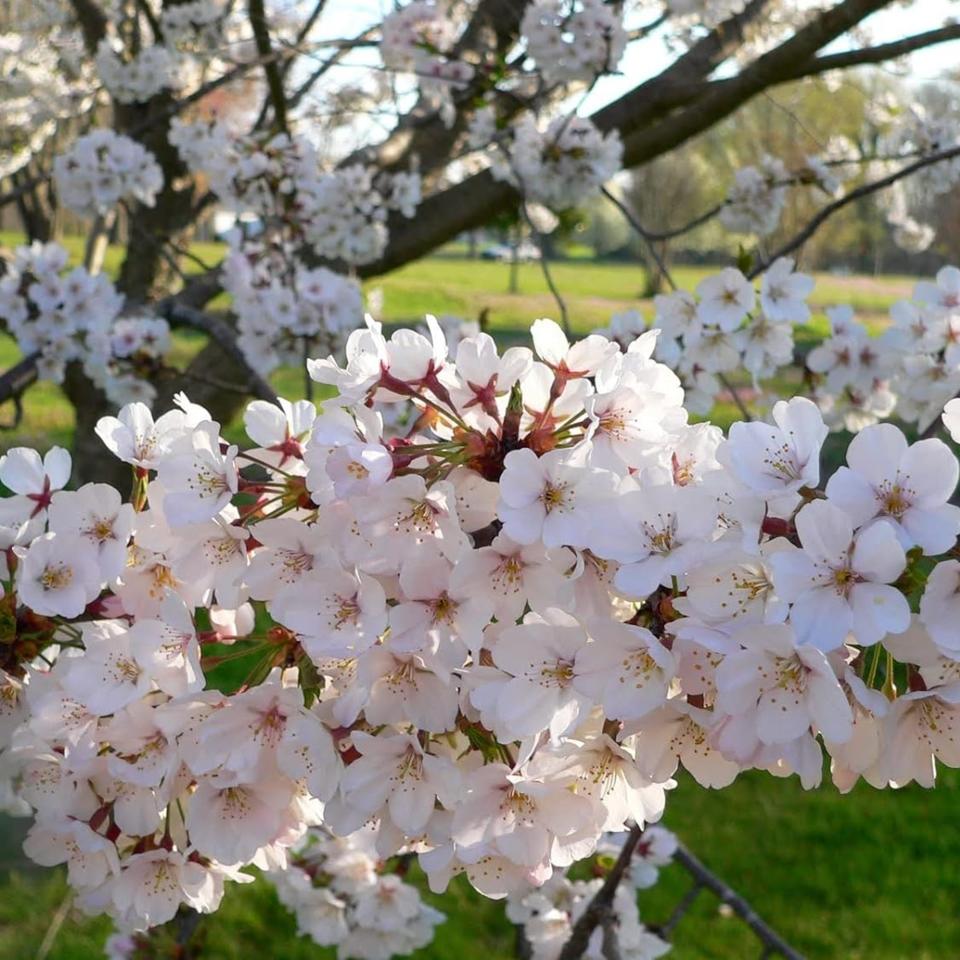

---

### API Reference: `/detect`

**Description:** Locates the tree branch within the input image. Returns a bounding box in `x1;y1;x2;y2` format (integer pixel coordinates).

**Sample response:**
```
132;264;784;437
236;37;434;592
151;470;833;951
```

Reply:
557;824;643;960
248;0;289;132
775;21;960;81
618;0;894;168
67;0;108;53
672;842;804;960
366;0;921;276
748;144;960;278
158;303;280;404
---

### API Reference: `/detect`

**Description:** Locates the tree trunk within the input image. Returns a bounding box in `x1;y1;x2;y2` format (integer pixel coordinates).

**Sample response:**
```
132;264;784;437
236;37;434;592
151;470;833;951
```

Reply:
12;166;60;243
62;365;131;489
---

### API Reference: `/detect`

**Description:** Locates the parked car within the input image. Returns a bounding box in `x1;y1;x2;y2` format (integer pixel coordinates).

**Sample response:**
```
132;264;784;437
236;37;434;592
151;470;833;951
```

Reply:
480;242;541;262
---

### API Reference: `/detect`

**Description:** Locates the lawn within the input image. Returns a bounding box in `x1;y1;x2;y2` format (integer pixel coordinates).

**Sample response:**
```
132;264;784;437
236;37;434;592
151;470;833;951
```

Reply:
0;234;913;451
1;242;955;959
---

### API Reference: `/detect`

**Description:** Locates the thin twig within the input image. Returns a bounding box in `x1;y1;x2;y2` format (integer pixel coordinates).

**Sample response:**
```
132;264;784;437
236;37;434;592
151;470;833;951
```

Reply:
748;144;960;278
601;186;677;292
672;842;805;960
600;913;624;960
513;203;570;337
658;880;704;938
35;890;72;960
160;303;279;403
718;372;753;420
530;229;570;336
83;211;116;275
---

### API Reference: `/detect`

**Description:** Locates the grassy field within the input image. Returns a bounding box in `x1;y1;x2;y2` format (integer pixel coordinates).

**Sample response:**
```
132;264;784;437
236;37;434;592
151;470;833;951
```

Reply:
1;242;957;959
0;232;912;451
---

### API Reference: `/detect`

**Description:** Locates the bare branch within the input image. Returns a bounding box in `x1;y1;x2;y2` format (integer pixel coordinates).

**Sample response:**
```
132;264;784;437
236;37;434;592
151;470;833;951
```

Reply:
748;144;960;278
672;842;805;960
774;21;960;82
633;201;727;243
67;0;108;53
248;0;289;132
368;0;921;276
157;304;278;404
0;353;40;422
282;0;330;76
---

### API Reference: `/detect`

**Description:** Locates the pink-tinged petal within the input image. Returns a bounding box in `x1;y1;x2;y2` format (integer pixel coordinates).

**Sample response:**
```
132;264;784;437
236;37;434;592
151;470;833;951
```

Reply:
806;673;853;744
902;503;960;555
845;423;907;487
773;397;827;477
849;583;911;646
768;545;818;601
756;689;810;743
0;448;45;495
794;501;853;566
387;780;434;834
531;318;569;366
499;449;544;507
789;589;852;651
498;502;545;545
824;467;877;528
900;438;959;506
42;447;71;490
851;521;905;583
714;651;767;714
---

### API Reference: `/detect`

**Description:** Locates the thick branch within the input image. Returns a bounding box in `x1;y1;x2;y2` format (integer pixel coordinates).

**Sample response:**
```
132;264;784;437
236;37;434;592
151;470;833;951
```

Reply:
341;0;533;176
619;0;893;168
67;0;108;53
776;21;960;81
159;303;279;404
0;353;41;408
367;0;915;275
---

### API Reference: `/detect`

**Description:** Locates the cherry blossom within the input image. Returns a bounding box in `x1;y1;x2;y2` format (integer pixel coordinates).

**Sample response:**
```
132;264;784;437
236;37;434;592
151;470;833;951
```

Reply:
770;500;910;650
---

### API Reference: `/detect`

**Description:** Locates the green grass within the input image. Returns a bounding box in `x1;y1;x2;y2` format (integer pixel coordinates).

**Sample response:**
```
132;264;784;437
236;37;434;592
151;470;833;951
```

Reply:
0;242;952;958
0;234;912;452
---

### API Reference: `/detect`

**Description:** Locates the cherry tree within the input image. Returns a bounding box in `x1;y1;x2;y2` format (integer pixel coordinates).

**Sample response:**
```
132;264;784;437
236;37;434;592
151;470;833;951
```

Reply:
3;2;960;958
1;0;960;483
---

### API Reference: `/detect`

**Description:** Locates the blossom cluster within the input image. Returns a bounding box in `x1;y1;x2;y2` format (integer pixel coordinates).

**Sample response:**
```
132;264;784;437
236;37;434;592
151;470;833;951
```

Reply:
640;258;812;412
379;1;475;126
719;155;789;237
0;30;93;179
520;0;627;86
167;120;417;369
624;260;960;437
95;38;178;104
0;241;170;405
807;267;960;433
53;130;163;219
222;240;363;376
159;0;228;51
491;114;623;211
271;826;444;958
2;309;960;947
169;120;421;266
